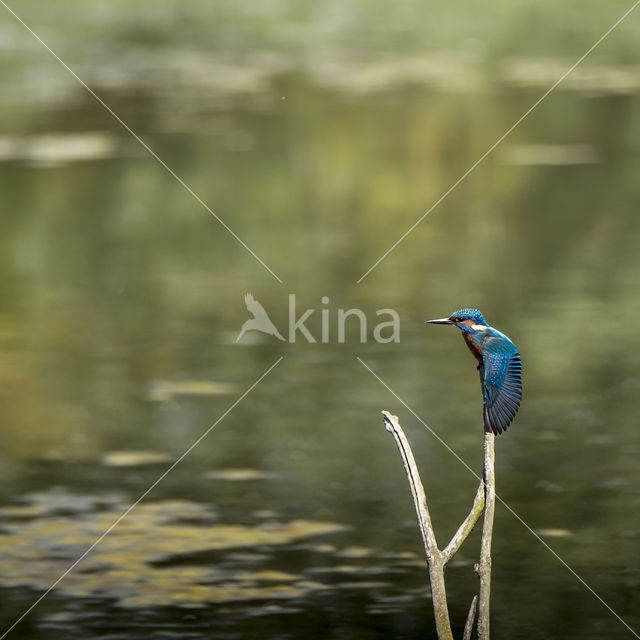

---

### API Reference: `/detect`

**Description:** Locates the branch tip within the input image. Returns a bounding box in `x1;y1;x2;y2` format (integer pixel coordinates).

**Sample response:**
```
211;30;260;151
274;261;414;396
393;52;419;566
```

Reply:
463;595;478;640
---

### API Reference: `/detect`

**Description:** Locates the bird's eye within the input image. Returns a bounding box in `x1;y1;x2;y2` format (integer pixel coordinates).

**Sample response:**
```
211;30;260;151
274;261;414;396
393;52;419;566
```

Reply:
450;317;460;323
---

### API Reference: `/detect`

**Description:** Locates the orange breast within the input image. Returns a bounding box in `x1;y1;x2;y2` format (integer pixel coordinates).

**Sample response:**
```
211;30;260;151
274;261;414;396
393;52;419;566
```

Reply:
464;333;483;362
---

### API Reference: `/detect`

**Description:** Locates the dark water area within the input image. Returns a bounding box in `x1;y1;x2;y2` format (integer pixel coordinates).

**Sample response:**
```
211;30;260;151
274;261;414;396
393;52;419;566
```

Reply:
1;2;640;638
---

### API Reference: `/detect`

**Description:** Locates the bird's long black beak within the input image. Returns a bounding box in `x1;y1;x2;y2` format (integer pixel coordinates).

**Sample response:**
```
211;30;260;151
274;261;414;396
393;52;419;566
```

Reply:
425;318;453;325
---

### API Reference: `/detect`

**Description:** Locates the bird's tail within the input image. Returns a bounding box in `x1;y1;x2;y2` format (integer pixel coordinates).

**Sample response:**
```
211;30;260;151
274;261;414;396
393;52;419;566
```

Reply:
484;406;505;436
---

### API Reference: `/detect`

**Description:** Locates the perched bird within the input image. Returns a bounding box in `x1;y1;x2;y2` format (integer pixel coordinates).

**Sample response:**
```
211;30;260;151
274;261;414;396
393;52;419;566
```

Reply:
236;293;285;342
425;308;522;435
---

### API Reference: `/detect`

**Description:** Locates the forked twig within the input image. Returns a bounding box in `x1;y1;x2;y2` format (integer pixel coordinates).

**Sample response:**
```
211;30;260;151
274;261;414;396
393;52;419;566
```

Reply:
382;411;495;640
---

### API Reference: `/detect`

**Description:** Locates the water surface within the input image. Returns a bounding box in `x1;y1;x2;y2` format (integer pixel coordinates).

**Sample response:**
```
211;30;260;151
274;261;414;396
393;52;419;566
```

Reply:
1;2;640;639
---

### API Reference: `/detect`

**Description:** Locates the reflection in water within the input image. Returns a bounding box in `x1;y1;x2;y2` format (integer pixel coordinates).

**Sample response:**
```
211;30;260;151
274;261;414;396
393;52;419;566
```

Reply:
1;2;640;639
101;450;174;467
0;133;119;167
146;380;239;402
0;489;349;609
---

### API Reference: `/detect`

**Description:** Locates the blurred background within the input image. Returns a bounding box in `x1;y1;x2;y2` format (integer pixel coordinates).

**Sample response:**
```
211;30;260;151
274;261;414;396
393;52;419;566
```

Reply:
1;1;640;638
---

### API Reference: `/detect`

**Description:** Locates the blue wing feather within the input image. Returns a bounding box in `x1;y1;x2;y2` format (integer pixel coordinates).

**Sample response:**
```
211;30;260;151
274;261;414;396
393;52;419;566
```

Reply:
481;337;522;435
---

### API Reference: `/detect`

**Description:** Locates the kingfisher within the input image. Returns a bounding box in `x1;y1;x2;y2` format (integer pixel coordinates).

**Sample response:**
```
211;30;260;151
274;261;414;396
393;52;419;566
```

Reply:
426;308;522;435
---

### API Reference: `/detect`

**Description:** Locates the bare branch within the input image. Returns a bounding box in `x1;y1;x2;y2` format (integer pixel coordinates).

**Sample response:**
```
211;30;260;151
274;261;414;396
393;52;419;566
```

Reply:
381;411;453;640
477;431;496;640
442;480;485;563
463;595;478;640
381;411;496;640
381;411;440;556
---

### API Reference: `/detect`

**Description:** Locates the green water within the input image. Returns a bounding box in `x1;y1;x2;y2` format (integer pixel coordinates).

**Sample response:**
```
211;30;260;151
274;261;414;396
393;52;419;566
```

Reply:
1;2;640;639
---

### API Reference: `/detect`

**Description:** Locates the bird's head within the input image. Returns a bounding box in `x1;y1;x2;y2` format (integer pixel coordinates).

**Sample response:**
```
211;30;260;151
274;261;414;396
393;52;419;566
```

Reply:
425;308;487;333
